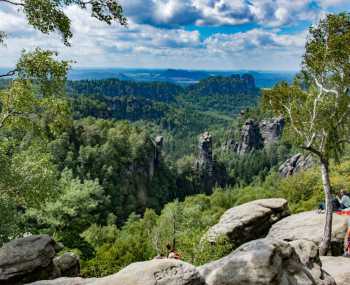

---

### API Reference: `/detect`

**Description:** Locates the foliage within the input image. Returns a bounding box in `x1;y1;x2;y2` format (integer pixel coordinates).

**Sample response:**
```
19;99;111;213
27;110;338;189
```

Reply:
0;0;126;46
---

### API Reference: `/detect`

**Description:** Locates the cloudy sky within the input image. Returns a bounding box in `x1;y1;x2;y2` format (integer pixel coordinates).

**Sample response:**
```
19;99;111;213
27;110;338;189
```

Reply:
0;0;350;71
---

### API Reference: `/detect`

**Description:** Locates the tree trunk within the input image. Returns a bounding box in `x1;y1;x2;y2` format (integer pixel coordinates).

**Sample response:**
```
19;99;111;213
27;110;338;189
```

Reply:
319;158;333;256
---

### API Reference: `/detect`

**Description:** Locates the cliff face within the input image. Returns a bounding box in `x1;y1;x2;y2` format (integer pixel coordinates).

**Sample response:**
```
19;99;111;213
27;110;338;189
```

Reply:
259;117;285;146
225;117;285;155
279;153;314;177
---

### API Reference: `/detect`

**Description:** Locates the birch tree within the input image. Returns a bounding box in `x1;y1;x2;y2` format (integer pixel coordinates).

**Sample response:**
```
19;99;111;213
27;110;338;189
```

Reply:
263;12;350;255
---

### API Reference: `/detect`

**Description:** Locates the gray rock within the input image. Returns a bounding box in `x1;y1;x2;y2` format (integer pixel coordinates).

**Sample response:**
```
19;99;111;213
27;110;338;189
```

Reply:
0;235;60;284
259;117;285;146
195;131;213;177
27;259;204;285
279;153;315;177
205;198;289;246
199;238;329;285
236;119;263;155
289;240;335;285
268;211;348;255
54;253;80;277
320;256;350;285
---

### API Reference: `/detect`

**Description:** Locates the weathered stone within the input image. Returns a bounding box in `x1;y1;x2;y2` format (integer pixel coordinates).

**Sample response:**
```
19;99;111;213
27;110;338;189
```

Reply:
236;119;263;155
0;235;60;284
199;238;331;285
27;259;204;285
204;198;289;246
279;153;315;177
268;211;348;255
259;117;285;146
289;239;335;285
320;256;350;285
27;277;95;285
195;131;213;176
54;253;80;277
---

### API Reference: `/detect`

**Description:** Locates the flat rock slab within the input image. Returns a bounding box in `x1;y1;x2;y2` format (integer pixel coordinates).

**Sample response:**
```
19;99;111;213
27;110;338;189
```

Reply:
268;211;348;255
205;198;289;246
321;256;350;285
27;259;204;285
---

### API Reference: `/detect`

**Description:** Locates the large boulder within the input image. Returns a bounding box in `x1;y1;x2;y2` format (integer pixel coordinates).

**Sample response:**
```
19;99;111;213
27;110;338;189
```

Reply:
0;235;60;284
205;198;289;246
267;211;348;255
279;153;314;177
198;238;333;285
28;259;204;285
320;256;350;285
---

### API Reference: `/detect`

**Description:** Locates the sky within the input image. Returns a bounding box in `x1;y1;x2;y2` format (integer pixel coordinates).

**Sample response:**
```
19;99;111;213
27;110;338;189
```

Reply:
0;0;350;71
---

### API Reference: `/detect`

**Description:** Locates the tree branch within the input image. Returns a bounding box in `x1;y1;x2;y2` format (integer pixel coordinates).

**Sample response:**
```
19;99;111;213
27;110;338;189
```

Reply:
301;145;323;159
0;0;24;5
0;69;16;78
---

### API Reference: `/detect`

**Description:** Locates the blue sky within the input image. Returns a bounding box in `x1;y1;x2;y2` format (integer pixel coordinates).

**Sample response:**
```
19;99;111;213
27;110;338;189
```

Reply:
0;0;350;71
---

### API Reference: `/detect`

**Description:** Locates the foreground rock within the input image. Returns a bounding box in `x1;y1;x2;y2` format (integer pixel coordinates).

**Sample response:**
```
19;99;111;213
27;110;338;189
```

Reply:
0;235;80;285
320;256;350;285
199;238;334;285
0;235;59;284
279;153;314;177
205;198;289;246
28;259;204;285
268;211;348;255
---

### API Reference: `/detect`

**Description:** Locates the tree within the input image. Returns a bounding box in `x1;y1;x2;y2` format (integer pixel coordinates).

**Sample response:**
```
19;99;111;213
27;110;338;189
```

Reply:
263;13;350;255
0;0;126;47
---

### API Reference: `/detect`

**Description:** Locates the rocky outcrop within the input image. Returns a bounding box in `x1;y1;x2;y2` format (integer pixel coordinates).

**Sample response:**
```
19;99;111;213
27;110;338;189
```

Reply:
53;253;80;278
204;198;289;246
279;153;315;177
267;211;348;255
236;119;263;155
28;259;204;285
199;238;334;285
320;256;350;285
229;117;284;155
0;235;79;285
259;117;285;146
195;132;213;177
0;235;59;284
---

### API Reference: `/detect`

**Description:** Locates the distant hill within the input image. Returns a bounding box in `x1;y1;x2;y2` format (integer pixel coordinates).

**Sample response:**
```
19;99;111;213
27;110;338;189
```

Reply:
66;68;296;88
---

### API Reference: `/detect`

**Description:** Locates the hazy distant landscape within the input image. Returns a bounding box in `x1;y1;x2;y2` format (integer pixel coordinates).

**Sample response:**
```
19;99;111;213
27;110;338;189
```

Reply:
66;68;296;88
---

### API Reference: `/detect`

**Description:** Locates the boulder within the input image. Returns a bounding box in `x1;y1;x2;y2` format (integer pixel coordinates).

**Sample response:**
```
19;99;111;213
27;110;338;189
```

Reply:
205;198;289;246
259;117;285;146
54;253;80;277
27;259;204;285
279;153;315;177
0;235;60;284
198;238;333;285
320;256;350;285
267;211;348;255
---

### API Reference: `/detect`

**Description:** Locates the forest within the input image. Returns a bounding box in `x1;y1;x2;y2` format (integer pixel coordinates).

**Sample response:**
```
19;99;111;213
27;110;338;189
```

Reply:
0;0;350;281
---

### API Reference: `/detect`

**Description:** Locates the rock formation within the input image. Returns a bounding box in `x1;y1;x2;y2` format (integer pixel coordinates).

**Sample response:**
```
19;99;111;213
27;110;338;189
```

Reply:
279;153;315;177
149;135;164;178
28;259;204;285
198;238;335;285
53;253;80;278
320;256;350;285
259;117;285;146
0;235;79;285
195;132;213;177
236;119;263;155
267;211;348;255
229;117;285;155
204;198;289;246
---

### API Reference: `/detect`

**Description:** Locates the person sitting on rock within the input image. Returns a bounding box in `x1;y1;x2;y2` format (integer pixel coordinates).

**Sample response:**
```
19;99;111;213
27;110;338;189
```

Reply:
166;244;180;259
337;189;350;209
